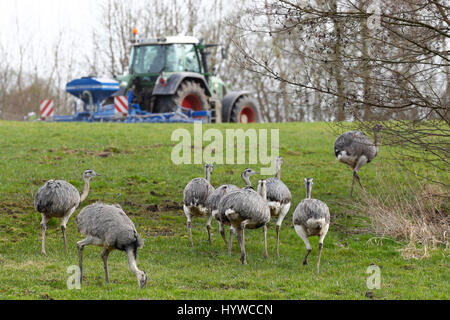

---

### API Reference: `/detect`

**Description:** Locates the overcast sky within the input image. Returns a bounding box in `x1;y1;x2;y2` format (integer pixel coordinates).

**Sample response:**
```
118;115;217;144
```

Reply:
1;0;94;44
0;0;230;76
0;0;108;81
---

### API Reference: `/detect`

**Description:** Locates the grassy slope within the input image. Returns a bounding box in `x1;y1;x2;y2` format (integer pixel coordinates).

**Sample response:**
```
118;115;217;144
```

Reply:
0;121;447;300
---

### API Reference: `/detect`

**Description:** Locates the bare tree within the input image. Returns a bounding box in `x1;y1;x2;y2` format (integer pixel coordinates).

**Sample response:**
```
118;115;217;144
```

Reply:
230;0;449;176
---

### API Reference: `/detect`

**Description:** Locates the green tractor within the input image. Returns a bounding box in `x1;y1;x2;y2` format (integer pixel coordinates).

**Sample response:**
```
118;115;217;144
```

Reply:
113;36;261;123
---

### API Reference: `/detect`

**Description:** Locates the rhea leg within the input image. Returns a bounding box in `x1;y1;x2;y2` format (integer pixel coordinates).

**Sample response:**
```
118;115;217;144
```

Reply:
76;236;102;284
263;224;268;258
317;223;329;274
236;227;246;265
228;226;235;256
275;203;291;257
101;247;113;283
237;220;251;264
294;225;312;265
40;214;49;255
183;205;193;247
276;224;280;255
77;237;91;284
60;207;76;252
350;173;356;197
354;172;366;193
351;156;368;196
218;221;227;246
206;213;213;244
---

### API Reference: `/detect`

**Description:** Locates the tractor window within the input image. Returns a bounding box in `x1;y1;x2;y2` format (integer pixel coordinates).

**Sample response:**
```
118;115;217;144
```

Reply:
132;45;165;74
184;44;201;72
165;44;201;73
165;45;184;72
131;44;201;74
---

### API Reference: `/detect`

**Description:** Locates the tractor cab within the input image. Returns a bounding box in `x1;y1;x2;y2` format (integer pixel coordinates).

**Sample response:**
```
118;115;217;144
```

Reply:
52;35;261;123
129;38;202;74
116;34;261;123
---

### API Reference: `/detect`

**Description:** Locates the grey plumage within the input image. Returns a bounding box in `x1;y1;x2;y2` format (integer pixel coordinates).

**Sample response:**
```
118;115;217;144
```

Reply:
34;180;80;217
76;202;147;289
213;168;258;227
205;184;239;250
220;189;270;228
266;177;291;205
265;156;291;256
240;168;259;190
183;178;215;209
183;164;215;247
206;184;240;215
211;168;258;255
293;199;330;227
33;169;99;254
292;178;330;273
219;180;270;264
334;125;382;196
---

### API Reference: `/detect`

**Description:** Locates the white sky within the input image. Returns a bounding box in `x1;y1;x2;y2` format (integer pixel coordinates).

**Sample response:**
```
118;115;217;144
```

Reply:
0;0;94;42
0;0;233;76
0;0;98;75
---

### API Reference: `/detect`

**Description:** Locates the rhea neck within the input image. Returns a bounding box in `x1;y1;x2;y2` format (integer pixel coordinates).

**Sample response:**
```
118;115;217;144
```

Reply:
258;183;267;201
126;248;146;289
275;161;282;179
204;167;211;182
373;128;380;152
305;184;312;199
80;176;91;203
242;172;252;188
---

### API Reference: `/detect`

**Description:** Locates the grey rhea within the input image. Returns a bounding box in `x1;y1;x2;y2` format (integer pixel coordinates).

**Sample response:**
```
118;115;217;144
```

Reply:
33;169;100;255
76;202;148;289
183;164;215;247
266;157;291;256
219;179;270;265
292;178;330;273
205;184;239;247
334;125;382;196
208;168;258;255
240;168;259;190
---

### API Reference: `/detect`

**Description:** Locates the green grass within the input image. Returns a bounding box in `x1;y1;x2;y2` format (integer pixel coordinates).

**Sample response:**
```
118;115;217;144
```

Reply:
0;121;448;300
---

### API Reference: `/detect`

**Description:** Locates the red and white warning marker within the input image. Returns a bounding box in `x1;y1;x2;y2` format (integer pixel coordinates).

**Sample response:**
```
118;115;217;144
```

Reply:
40;99;54;120
114;96;129;117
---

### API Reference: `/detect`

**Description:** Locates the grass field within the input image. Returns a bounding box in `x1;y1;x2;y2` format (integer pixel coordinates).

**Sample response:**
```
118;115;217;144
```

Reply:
0;121;448;300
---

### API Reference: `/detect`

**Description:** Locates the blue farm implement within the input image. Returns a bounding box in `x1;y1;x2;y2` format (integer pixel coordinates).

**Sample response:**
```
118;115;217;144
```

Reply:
50;77;211;123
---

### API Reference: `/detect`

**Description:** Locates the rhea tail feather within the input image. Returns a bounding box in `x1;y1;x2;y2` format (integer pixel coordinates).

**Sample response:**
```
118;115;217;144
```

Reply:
130;231;144;259
306;218;326;232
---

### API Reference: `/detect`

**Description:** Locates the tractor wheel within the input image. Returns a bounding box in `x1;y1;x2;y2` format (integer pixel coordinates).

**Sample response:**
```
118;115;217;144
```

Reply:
154;80;210;113
174;81;210;111
230;96;261;123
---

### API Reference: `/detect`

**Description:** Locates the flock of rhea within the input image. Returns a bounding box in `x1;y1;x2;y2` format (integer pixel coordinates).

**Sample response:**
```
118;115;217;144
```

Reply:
33;125;381;288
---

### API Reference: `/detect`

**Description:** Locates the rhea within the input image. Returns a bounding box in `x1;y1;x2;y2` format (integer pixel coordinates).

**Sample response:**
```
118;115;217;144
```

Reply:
76;202;147;289
183;163;215;247
219;179;270;265
266;156;291;256
34;169;100;255
205;184;239;246
207;168;258;255
334;125;382;196
241;167;259;190
292;178;330;273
